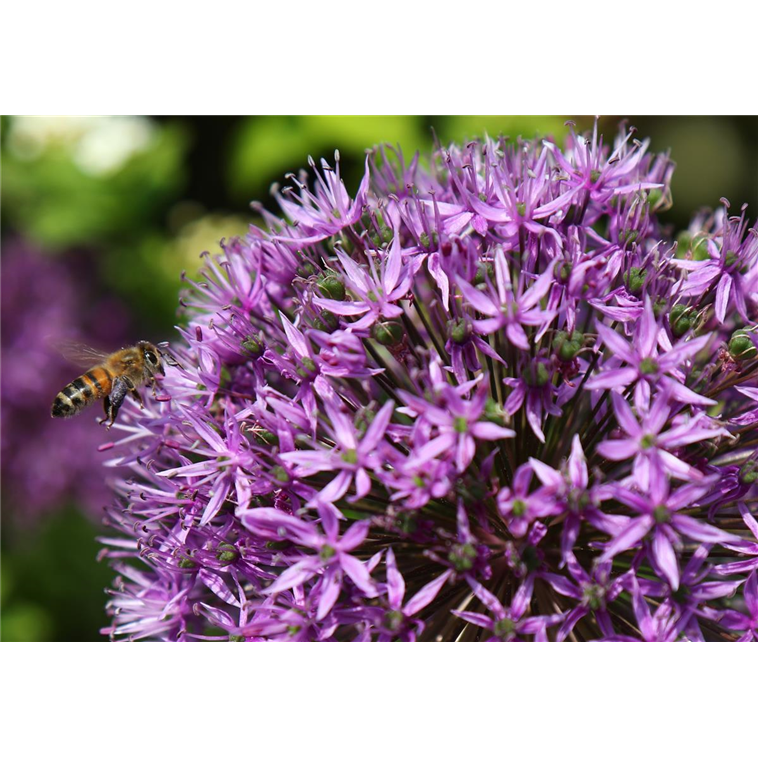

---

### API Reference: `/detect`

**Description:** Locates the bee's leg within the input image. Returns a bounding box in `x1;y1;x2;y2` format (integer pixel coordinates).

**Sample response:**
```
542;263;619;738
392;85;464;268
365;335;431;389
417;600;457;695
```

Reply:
100;396;111;426
102;377;130;429
123;377;143;408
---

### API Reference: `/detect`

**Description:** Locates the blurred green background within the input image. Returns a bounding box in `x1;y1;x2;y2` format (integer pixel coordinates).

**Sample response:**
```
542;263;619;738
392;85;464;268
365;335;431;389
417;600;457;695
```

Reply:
2;115;757;641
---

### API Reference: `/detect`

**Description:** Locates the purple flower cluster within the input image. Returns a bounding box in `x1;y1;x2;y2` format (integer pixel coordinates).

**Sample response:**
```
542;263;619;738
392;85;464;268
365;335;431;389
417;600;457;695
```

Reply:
100;122;758;641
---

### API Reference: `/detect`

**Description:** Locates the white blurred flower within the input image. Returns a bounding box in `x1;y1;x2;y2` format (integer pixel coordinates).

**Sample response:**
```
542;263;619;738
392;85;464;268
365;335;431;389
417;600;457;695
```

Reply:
8;116;156;176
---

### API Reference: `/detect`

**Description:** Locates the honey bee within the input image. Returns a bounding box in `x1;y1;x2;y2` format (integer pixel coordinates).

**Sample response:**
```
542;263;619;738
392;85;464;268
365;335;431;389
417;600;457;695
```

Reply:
51;341;179;427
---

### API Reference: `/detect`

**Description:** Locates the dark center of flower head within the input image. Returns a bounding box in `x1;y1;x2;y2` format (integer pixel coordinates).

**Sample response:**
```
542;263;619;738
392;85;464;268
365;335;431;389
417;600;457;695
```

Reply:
671;584;691;604
639;357;659;375
521;546;541;573
383;610;404;632
493;617;516;639
653;505;670;524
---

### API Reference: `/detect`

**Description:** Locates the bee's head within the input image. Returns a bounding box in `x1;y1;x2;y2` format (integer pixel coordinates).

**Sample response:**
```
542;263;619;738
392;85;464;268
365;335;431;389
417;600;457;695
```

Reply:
139;341;165;376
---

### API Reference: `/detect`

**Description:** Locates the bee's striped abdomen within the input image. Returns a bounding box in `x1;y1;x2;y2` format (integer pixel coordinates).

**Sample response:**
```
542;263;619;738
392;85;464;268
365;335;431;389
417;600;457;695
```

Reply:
51;367;113;418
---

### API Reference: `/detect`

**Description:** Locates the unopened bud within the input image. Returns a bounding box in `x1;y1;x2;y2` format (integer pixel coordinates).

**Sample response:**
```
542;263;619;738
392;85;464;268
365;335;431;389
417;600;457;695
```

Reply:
317;274;346;300
372;320;404;346
729;330;758;361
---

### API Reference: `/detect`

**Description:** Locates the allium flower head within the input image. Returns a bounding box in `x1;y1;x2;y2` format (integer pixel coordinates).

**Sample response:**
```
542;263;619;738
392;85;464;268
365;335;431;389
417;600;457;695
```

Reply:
99;122;758;641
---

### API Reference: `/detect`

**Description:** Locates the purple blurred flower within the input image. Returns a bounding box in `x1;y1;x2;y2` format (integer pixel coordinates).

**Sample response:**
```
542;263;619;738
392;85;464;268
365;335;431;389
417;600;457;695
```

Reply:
1;241;131;524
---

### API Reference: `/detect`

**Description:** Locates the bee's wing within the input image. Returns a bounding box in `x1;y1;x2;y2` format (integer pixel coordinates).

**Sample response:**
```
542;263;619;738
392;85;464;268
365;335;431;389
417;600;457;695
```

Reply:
51;338;112;368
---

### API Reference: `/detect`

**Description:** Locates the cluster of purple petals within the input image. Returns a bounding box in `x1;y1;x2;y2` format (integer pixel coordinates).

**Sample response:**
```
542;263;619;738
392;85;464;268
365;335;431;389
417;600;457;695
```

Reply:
1;242;131;523
99;122;758;641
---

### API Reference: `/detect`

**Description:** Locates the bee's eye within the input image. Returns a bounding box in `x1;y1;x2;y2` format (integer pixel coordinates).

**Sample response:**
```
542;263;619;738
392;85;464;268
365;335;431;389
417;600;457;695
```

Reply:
146;352;158;365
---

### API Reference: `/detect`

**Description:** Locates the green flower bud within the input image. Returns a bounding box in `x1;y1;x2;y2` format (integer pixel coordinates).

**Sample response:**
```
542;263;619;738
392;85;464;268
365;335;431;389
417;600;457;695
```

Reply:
729;330;758;361
554;330;583;362
675;231;693;259
448;542;477;572
739;460;758;485
653;505;670;524
313;310;339;332
525;362;550;387
493;618;516;638
692;237;710;261
653;297;667;318
646;188;663;208
640;434;656;450
447;318;471;345
178;558;196;569
620;229;639;246
242;337;263;356
341;448;358;464
372;320;404;346
516;202;526;217
511;499;527;517
296;262;317;278
271;465;290;484
383;610;404;632
639;357;659;375
217;544;239;563
669;304;694;337
256;429;279;446
582;584;605;611
265;540;291;550
626;266;647;294
484;397;506;425
317;274;346;300
557;262;573;283
473;262;494;287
